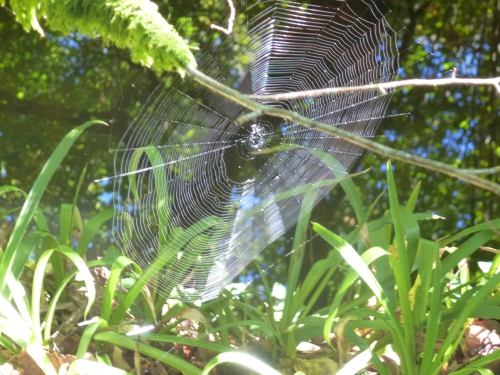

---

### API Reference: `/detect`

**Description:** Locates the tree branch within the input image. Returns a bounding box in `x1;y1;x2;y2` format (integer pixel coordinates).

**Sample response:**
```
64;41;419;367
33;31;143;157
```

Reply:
211;0;236;35
246;77;500;101
184;64;500;196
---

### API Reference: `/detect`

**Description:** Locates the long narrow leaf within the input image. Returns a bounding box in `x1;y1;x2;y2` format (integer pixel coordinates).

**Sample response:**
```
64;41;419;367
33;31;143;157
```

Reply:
43;260;106;343
101;256;142;322
94;331;201;375
76;209;114;257
281;190;316;332
431;272;500;375
201;352;281;375
0;120;105;291
0;294;56;375
109;216;220;325
314;222;414;375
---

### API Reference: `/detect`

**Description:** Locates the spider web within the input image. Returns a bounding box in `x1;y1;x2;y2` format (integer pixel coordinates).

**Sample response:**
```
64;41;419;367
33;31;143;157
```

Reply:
111;0;405;301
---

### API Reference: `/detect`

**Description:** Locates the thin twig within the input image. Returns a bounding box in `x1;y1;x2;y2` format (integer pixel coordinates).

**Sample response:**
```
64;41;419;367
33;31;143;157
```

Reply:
184;64;500;196
211;0;236;35
246;77;500;101
467;166;500;175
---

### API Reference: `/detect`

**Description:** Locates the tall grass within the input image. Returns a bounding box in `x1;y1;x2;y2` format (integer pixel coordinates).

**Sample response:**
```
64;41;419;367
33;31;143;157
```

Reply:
0;126;499;375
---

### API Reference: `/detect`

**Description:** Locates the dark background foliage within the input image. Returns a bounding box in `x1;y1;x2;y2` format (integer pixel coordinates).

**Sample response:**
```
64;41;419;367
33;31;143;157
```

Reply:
0;0;498;278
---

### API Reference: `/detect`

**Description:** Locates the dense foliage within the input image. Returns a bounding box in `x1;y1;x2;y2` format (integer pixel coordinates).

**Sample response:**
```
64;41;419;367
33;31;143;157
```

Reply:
0;0;499;374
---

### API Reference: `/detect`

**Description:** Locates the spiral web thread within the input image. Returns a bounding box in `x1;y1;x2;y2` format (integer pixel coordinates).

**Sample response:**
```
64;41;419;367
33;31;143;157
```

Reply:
112;0;404;302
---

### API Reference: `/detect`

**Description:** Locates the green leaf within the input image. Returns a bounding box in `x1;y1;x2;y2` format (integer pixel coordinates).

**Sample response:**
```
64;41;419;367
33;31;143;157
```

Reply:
0;120;106;294
76;209;114;257
77;318;104;359
431;272;500;375
281;190;316;334
109;216;220;325
42;259;105;344
94;331;201;375
405;181;421;213
101;256;142;323
201;352;281;375
441;230;496;276
140;333;232;352
314;222;415;375
0;293;56;375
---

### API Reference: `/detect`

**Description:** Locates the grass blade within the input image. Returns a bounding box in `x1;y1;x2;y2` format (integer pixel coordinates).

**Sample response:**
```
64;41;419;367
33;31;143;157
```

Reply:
109;216;220;325
76;209;114;257
43;260;106;343
76;317;103;359
441;230;496;277
431;272;500;375
281;190;316;332
94;331;202;375
101;256;142;322
314;222;414;375
0;294;56;375
201;352;281;375
0;120;106;290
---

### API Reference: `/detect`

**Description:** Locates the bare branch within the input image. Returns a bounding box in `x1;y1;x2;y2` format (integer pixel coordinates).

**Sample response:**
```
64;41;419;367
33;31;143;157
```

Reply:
184;64;500;197
211;0;236;35
246;77;500;101
468;166;500;175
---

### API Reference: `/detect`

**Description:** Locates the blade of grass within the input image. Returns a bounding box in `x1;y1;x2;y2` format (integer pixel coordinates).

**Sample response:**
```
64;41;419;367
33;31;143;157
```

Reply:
413;239;438;329
342;330;389;375
207;320;285;348
201;352;281;375
42;259;106;343
77;317;104;359
254;261;277;329
405;181;421;213
141;146;170;246
0;294;56;375
71;164;87;232
109;216;220;325
293;249;342;317
94;331;202;375
420;244;442;374
448;349;500;375
281;190;316;333
140;333;233;352
399;205;420;271
439;219;500;247
431;272;500;375
101;255;142;323
0;334;19;354
76;209;114;257
0;120;106;292
441;230;496;277
386;162;416;370
33;246;96;334
314;223;414;375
